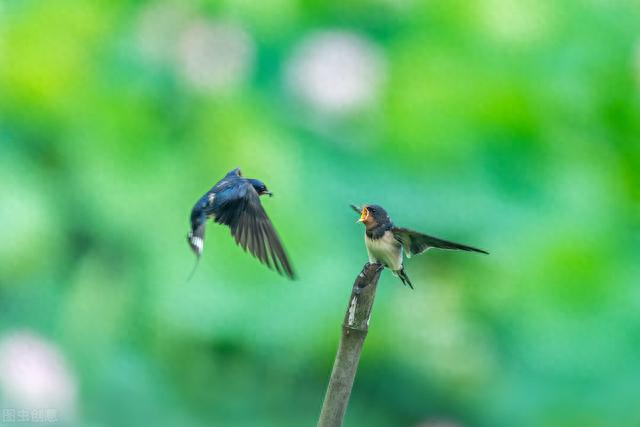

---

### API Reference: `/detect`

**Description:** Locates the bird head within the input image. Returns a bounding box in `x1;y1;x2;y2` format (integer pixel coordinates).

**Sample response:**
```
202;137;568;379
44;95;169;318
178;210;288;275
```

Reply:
248;179;273;197
357;204;389;228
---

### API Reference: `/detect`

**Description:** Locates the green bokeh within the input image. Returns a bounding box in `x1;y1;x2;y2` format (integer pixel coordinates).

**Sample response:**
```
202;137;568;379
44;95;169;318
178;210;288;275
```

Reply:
1;1;639;426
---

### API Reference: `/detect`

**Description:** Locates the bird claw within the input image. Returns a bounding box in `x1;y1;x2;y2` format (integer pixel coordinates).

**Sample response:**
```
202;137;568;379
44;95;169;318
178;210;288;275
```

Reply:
363;262;383;273
360;262;372;276
355;262;384;292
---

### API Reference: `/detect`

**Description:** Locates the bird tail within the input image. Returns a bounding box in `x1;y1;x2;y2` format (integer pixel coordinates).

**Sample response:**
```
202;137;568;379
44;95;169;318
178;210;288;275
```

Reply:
187;219;206;257
396;267;414;289
186;219;206;281
186;256;200;282
186;229;204;282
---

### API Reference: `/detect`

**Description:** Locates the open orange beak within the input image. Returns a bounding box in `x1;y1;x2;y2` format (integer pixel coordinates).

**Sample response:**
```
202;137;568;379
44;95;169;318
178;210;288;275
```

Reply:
357;207;369;223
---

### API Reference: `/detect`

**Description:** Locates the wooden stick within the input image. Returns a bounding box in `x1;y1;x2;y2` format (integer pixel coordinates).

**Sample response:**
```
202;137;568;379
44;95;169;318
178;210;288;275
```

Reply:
317;262;384;427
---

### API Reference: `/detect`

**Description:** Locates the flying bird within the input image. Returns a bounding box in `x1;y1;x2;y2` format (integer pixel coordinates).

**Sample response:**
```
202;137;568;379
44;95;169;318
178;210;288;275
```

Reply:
352;204;487;288
187;168;295;279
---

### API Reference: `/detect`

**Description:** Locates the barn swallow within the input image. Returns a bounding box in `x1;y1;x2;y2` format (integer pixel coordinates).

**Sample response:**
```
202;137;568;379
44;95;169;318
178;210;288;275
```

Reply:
351;204;487;288
187;168;295;279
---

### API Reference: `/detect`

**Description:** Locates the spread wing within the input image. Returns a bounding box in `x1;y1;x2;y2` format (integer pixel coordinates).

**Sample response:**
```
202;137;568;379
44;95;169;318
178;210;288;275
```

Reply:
214;182;295;279
392;227;489;257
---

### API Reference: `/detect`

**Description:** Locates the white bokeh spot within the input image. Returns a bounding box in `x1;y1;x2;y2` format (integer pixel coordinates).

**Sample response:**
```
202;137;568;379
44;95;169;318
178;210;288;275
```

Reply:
177;20;255;93
285;30;387;115
0;331;77;420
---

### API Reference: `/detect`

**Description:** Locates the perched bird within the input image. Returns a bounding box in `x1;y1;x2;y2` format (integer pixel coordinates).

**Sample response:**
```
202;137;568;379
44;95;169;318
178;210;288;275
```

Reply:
352;204;487;288
187;168;295;279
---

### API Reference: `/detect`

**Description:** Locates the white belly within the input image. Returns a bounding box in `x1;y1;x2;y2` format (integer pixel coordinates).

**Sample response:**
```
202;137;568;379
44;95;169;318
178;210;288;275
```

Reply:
365;231;403;271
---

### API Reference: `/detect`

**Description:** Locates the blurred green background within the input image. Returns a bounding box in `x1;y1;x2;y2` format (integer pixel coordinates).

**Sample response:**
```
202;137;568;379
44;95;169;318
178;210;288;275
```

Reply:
1;1;640;426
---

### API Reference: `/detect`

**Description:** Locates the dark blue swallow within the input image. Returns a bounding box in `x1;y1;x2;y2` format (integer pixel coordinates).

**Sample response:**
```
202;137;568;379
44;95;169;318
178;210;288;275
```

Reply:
188;168;295;279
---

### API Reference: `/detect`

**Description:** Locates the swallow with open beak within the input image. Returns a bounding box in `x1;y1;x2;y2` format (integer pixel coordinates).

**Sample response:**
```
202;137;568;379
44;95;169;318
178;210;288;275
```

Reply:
187;168;295;279
352;204;488;288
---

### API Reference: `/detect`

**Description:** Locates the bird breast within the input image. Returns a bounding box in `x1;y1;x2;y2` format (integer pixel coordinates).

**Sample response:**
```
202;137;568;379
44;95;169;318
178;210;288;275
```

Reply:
364;231;403;271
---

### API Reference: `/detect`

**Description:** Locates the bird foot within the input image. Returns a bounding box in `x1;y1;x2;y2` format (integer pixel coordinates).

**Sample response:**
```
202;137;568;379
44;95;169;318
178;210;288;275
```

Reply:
355;262;384;293
363;262;384;273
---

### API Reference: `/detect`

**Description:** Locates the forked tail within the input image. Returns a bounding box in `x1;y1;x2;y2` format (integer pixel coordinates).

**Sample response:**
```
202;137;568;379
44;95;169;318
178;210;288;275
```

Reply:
186;230;203;282
396;267;414;289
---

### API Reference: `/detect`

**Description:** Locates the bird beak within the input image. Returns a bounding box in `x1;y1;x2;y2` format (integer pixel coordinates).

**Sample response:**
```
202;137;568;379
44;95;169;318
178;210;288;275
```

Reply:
357;207;368;223
265;191;273;197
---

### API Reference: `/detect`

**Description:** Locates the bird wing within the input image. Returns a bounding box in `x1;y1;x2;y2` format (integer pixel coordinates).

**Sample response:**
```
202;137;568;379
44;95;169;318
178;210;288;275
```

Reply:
214;182;295;279
392;227;489;257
